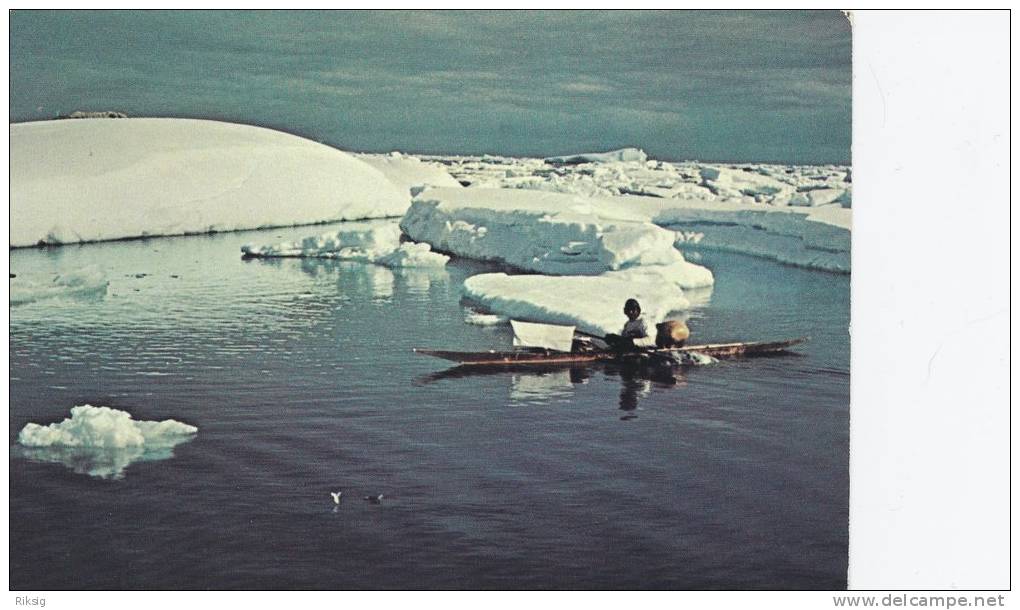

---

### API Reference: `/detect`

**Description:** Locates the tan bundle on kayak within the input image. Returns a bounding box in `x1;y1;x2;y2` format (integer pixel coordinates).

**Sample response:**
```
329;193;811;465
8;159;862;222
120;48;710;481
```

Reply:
655;320;690;348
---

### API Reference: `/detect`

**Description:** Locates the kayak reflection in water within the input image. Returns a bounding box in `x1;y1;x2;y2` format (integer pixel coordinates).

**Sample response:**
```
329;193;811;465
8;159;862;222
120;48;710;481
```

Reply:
608;357;688;419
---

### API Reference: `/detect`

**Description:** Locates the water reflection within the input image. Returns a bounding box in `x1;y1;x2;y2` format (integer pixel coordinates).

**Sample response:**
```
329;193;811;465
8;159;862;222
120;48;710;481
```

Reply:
359;264;395;301
604;361;687;420
393;267;450;296
681;285;715;309
14;440;195;480
416;359;688;416
284;257;451;302
510;368;574;401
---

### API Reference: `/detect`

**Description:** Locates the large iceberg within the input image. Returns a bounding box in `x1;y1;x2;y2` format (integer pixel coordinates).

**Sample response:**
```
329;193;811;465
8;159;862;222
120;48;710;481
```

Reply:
404;167;849;274
10;118;444;247
401;187;713;286
17;405;198;479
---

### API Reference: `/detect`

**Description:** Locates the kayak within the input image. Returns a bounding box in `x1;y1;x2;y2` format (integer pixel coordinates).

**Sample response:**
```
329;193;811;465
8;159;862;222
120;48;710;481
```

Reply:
413;337;807;367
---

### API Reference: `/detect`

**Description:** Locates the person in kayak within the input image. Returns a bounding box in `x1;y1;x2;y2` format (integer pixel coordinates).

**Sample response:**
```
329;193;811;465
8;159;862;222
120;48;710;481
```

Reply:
605;298;657;351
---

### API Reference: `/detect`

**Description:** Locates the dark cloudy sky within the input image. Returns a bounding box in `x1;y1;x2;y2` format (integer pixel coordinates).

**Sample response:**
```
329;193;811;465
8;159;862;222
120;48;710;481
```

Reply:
10;10;851;163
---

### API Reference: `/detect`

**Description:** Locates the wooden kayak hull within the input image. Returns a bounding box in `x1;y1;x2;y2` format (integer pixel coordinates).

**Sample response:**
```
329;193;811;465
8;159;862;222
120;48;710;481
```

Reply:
413;338;807;366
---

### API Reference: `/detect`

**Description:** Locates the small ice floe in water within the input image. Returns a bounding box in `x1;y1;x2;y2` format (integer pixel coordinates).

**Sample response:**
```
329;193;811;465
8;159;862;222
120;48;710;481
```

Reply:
464;308;507;326
241;222;449;269
9;266;109;306
364;494;384;504
16;405;197;479
331;491;343;505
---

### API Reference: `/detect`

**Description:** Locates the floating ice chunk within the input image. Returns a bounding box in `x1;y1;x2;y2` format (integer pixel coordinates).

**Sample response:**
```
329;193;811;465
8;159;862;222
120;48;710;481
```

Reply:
11;119;413;247
791;187;848;207
17;405;197;479
401;188;708;279
241;220;448;268
545;148;648;165
375;242;450;268
19;405;197;448
464;309;508;326
700;165;796;203
10;265;109;306
462;271;694;336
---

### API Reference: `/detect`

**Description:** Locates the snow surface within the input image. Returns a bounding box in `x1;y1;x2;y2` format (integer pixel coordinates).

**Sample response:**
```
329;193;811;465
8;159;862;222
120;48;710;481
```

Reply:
9;119;442;247
355;151;463;196
629;197;852;273
10;266;109;306
18;405;197;479
463;271;692;336
401;188;713;286
240;220;448;268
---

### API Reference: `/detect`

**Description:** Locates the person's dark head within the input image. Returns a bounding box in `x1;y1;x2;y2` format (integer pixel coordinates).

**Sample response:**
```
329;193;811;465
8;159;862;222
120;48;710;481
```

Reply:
624;298;641;320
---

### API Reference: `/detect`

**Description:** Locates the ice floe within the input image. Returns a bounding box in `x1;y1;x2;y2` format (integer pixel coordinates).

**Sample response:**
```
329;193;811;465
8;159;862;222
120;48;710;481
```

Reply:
462;271;692;336
10;265;110;306
464;309;508;326
401;187;713;285
407;154;849;273
240;220;449;268
10;118;455;247
17;405;197;479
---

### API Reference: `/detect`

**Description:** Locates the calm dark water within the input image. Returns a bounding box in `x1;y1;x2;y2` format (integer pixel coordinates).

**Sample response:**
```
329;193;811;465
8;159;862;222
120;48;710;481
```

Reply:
9;224;849;590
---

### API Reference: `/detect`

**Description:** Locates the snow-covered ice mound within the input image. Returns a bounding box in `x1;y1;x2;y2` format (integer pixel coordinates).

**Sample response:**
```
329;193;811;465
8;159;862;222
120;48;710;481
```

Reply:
545;147;648;165
635;198;852;273
401;187;713;285
240;220;448;268
17;405;197;479
355;151;462;196
462;270;692;336
10;265;109;306
10;118;418;247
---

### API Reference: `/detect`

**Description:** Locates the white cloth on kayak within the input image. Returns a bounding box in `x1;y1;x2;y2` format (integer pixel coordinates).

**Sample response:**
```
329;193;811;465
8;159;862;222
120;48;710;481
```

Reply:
511;320;576;352
621;317;656;348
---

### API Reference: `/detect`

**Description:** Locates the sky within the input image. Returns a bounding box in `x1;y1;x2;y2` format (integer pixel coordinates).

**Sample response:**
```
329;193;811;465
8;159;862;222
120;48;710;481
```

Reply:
9;10;851;164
